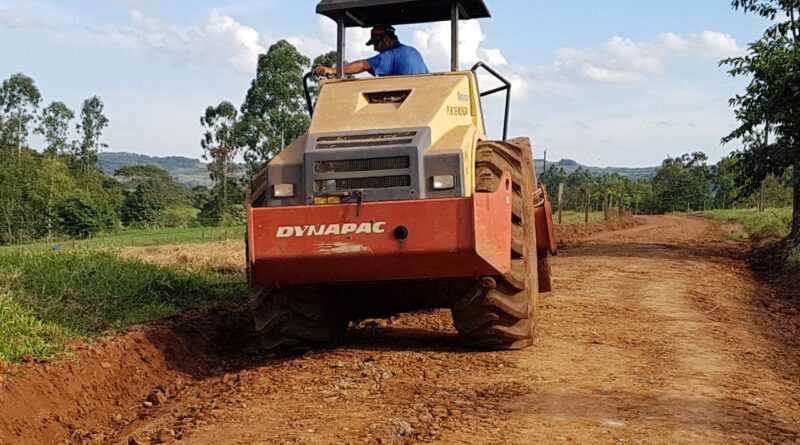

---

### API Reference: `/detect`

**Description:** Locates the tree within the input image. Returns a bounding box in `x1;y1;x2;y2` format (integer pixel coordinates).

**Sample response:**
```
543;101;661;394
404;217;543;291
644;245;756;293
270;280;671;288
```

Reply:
201;101;240;223
0;73;41;156
114;165;191;208
75;96;108;170
541;165;568;199
723;0;800;242
121;182;166;228
711;155;740;208
239;40;311;172
36;101;75;155
651;152;712;213
57;196;117;238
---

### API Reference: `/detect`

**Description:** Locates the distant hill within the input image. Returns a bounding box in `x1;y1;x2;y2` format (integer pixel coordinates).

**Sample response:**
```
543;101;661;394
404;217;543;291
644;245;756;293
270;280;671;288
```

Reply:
534;158;657;180
99;152;658;187
99;152;213;188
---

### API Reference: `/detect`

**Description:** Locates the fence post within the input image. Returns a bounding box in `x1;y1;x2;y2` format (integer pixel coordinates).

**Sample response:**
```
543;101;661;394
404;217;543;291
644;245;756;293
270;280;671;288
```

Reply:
618;183;625;217
585;188;591;224
603;191;610;221
557;183;564;225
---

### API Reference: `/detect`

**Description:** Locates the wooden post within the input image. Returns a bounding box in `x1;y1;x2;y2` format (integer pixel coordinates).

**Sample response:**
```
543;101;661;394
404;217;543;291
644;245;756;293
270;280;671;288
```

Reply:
557;183;564;224
759;180;766;212
618;183;625;217
603;191;610;221
585;188;591;224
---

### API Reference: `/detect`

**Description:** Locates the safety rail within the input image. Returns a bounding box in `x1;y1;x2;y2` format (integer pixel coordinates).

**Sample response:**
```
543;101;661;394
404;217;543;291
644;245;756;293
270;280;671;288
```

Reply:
471;62;511;141
303;72;315;117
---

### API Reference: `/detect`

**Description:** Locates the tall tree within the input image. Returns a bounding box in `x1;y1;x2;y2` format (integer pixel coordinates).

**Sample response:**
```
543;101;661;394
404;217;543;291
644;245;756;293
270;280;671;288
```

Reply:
114;165;191;208
75;96;108;170
239;40;310;172
121;182;166;228
36;101;75;156
711;155;740;208
723;0;800;242
0;73;41;157
201;101;240;221
651;152;711;213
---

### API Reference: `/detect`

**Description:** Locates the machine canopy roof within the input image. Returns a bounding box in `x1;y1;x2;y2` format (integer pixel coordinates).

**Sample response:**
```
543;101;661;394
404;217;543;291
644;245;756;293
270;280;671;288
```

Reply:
316;0;490;27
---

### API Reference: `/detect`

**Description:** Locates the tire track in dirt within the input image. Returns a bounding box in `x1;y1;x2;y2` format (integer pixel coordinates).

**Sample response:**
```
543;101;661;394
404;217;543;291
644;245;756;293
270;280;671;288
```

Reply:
504;216;800;444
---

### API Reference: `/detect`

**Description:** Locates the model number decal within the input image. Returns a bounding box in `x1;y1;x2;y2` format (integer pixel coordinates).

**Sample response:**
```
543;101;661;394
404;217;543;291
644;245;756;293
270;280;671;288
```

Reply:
447;105;469;116
276;222;387;238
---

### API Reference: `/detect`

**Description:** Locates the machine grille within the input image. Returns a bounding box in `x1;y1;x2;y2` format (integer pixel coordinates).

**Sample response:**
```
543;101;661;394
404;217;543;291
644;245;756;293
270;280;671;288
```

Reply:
315;131;417;149
314;157;410;174
316;175;411;191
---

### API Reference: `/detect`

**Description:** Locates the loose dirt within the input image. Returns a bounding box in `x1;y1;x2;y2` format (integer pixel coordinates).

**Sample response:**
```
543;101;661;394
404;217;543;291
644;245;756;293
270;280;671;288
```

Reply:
2;216;799;444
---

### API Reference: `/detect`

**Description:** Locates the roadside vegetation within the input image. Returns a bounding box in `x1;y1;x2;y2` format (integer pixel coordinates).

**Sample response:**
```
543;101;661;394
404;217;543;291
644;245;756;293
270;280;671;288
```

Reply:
0;249;245;364
695;208;792;241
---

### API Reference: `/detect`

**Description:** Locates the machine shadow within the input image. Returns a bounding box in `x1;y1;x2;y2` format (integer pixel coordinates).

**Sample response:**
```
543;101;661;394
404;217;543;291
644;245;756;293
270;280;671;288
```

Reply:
142;304;471;379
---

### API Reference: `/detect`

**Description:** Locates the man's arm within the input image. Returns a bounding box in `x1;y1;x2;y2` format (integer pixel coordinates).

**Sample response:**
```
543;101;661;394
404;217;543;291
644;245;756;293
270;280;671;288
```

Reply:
313;60;372;77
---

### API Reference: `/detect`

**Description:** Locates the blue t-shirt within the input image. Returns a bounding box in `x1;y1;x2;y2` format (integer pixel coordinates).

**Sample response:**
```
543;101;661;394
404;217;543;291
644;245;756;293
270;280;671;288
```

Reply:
367;43;429;76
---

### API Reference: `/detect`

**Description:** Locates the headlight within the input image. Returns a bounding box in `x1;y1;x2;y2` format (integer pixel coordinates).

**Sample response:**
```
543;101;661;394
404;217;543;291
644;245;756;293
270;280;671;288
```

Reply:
432;175;455;190
273;184;295;198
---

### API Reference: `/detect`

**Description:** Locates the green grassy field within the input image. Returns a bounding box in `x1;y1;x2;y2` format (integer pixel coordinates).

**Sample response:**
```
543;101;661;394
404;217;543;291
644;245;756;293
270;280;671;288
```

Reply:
693;208;792;241
0;249;245;364
0;226;245;252
555;211;607;225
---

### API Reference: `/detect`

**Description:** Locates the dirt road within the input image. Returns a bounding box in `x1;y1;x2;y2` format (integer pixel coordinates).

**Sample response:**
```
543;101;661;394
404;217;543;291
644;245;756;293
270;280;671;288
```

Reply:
3;215;800;444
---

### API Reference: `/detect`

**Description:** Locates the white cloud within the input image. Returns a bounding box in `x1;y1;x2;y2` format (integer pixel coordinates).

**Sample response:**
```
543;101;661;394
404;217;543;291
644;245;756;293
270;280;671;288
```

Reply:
0;8;47;28
553;30;745;86
128;9;266;74
658;30;743;58
285;16;373;63
412;21;507;71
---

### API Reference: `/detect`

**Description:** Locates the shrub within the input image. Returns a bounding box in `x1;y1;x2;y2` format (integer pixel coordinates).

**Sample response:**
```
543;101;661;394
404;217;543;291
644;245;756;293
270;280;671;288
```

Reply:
163;206;200;228
57;196;118;238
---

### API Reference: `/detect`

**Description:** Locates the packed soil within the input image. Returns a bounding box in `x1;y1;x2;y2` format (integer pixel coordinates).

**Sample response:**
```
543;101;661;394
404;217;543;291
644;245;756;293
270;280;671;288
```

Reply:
2;215;800;444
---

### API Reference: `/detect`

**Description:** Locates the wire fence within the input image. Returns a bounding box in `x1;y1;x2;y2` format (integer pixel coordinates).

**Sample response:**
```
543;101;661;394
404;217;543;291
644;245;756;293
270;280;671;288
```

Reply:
549;182;637;225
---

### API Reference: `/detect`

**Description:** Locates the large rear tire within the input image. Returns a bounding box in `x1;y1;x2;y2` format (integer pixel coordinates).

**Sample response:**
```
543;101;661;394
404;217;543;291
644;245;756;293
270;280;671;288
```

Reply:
451;139;540;349
246;165;348;354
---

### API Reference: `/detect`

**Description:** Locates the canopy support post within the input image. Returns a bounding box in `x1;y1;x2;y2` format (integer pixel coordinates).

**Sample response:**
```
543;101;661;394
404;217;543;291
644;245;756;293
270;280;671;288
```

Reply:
337;14;346;78
451;1;460;71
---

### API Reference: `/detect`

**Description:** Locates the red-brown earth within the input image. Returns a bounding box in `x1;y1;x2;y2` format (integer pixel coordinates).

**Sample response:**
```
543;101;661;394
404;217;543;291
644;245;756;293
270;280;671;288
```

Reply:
1;216;799;444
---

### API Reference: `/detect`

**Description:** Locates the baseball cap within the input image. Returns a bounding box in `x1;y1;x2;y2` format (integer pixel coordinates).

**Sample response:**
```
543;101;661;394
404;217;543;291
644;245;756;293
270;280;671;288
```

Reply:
366;25;396;45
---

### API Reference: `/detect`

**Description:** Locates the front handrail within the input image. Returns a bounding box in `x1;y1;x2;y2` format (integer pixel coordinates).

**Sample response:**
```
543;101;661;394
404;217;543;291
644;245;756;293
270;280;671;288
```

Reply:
303;72;315;118
471;62;511;141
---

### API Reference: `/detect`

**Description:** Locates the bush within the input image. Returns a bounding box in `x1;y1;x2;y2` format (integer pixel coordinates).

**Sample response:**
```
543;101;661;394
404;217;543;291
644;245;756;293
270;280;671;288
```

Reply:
121;183;166;228
57;196;119;238
163;206;200;228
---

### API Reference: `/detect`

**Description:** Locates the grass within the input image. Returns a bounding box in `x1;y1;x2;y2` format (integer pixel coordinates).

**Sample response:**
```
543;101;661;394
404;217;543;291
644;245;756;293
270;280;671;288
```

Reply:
0;249;245;364
694;208;791;240
0;225;245;252
555;211;606;225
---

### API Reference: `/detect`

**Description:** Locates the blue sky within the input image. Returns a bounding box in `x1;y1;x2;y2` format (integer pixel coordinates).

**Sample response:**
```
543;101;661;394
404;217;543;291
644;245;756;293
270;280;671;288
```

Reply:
0;0;769;167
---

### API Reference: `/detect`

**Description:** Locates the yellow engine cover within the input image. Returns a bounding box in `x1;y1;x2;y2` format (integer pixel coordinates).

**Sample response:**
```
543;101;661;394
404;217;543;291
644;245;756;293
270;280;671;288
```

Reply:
310;71;487;196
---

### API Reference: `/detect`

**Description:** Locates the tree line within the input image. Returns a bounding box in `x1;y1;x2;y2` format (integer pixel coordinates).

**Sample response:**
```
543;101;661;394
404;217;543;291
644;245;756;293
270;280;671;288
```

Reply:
0;42;334;245
540;151;794;216
0;72;233;245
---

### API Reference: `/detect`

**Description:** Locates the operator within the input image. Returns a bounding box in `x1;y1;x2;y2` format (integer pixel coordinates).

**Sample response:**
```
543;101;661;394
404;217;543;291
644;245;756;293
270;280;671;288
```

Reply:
312;25;429;77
